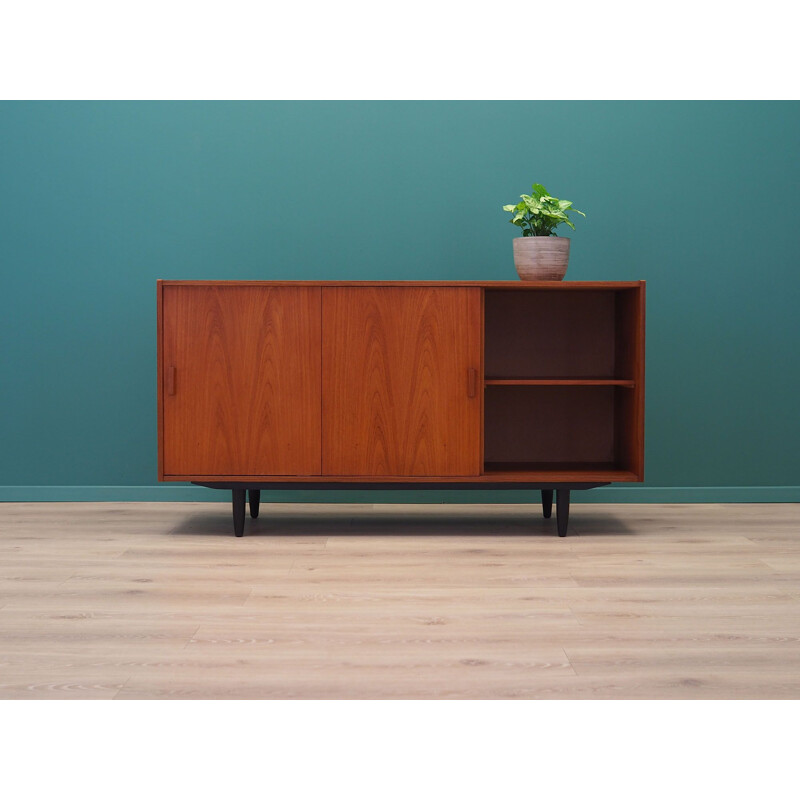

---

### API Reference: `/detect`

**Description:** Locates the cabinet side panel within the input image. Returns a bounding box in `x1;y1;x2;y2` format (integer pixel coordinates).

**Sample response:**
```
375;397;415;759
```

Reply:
613;286;646;479
162;286;322;476
157;281;164;481
322;287;481;477
636;283;646;478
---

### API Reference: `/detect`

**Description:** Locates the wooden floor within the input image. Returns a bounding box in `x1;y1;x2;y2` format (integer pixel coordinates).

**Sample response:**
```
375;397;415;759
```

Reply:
1;501;799;699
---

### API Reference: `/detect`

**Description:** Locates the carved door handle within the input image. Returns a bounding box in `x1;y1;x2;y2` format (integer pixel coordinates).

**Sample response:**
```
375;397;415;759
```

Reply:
467;367;477;398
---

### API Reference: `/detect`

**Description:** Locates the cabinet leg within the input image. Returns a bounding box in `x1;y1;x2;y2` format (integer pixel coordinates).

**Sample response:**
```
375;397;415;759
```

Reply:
556;489;570;537
232;488;246;537
541;489;553;519
249;489;261;519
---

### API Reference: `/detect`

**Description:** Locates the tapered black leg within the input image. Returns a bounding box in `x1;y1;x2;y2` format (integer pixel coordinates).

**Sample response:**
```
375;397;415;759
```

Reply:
249;489;261;519
232;488;246;537
541;489;553;519
556;489;570;537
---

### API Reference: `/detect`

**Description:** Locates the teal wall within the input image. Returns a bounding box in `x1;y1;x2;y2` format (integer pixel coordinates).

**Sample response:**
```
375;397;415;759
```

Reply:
1;101;799;502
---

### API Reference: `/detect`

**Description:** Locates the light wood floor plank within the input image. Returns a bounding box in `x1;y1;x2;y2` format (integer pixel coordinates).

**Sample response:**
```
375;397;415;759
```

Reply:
1;501;799;699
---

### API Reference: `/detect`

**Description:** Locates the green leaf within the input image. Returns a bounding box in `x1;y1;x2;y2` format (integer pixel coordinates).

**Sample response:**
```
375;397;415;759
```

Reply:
504;184;584;235
540;208;566;220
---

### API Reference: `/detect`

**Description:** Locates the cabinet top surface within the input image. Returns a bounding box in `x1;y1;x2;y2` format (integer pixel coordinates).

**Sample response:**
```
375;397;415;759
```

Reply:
158;280;645;289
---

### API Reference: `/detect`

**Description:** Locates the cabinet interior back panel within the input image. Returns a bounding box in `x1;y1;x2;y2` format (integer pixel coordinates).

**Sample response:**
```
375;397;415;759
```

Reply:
484;385;617;465
484;290;617;379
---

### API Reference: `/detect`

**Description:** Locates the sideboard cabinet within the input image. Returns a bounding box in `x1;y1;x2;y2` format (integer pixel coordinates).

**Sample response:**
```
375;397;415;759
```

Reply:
158;281;645;536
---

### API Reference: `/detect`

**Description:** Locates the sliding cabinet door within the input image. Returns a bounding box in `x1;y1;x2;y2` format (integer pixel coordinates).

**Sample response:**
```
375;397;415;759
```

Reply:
322;287;481;476
162;285;321;477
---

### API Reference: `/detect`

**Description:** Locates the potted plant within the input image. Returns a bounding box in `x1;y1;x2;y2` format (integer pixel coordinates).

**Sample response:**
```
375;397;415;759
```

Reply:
503;184;585;280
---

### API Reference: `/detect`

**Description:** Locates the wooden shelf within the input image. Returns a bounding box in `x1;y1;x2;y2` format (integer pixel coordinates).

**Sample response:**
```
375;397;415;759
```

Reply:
482;462;639;482
485;378;635;387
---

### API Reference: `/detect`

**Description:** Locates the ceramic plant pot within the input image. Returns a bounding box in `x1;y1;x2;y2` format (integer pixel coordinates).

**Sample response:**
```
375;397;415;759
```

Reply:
512;236;570;281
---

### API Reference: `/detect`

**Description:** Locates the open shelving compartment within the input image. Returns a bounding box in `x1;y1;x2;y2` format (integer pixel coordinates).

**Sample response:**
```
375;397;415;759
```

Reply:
483;286;644;481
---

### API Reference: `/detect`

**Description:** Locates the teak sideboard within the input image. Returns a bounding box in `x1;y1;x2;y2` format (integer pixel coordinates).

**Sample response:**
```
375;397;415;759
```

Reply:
157;281;645;536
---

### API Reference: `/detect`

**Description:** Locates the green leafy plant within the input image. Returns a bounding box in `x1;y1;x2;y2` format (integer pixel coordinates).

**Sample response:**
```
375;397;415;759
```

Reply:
503;183;585;236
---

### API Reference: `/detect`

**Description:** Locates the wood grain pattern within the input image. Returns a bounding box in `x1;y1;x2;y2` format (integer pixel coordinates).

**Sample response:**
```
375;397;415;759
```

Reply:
158;280;644;484
1;501;799;699
159;281;645;289
322;288;481;476
168;470;639;482
161;286;321;476
484;379;635;387
157;281;164;480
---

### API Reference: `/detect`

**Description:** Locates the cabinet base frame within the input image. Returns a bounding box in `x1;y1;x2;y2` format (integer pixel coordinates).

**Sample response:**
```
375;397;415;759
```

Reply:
193;481;609;538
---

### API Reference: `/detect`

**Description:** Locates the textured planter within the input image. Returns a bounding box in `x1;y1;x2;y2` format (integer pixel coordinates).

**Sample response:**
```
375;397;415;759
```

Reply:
512;236;570;281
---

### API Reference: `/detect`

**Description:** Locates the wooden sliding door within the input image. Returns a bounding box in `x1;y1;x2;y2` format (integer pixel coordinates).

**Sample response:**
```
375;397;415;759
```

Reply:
322;287;481;476
161;285;321;477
